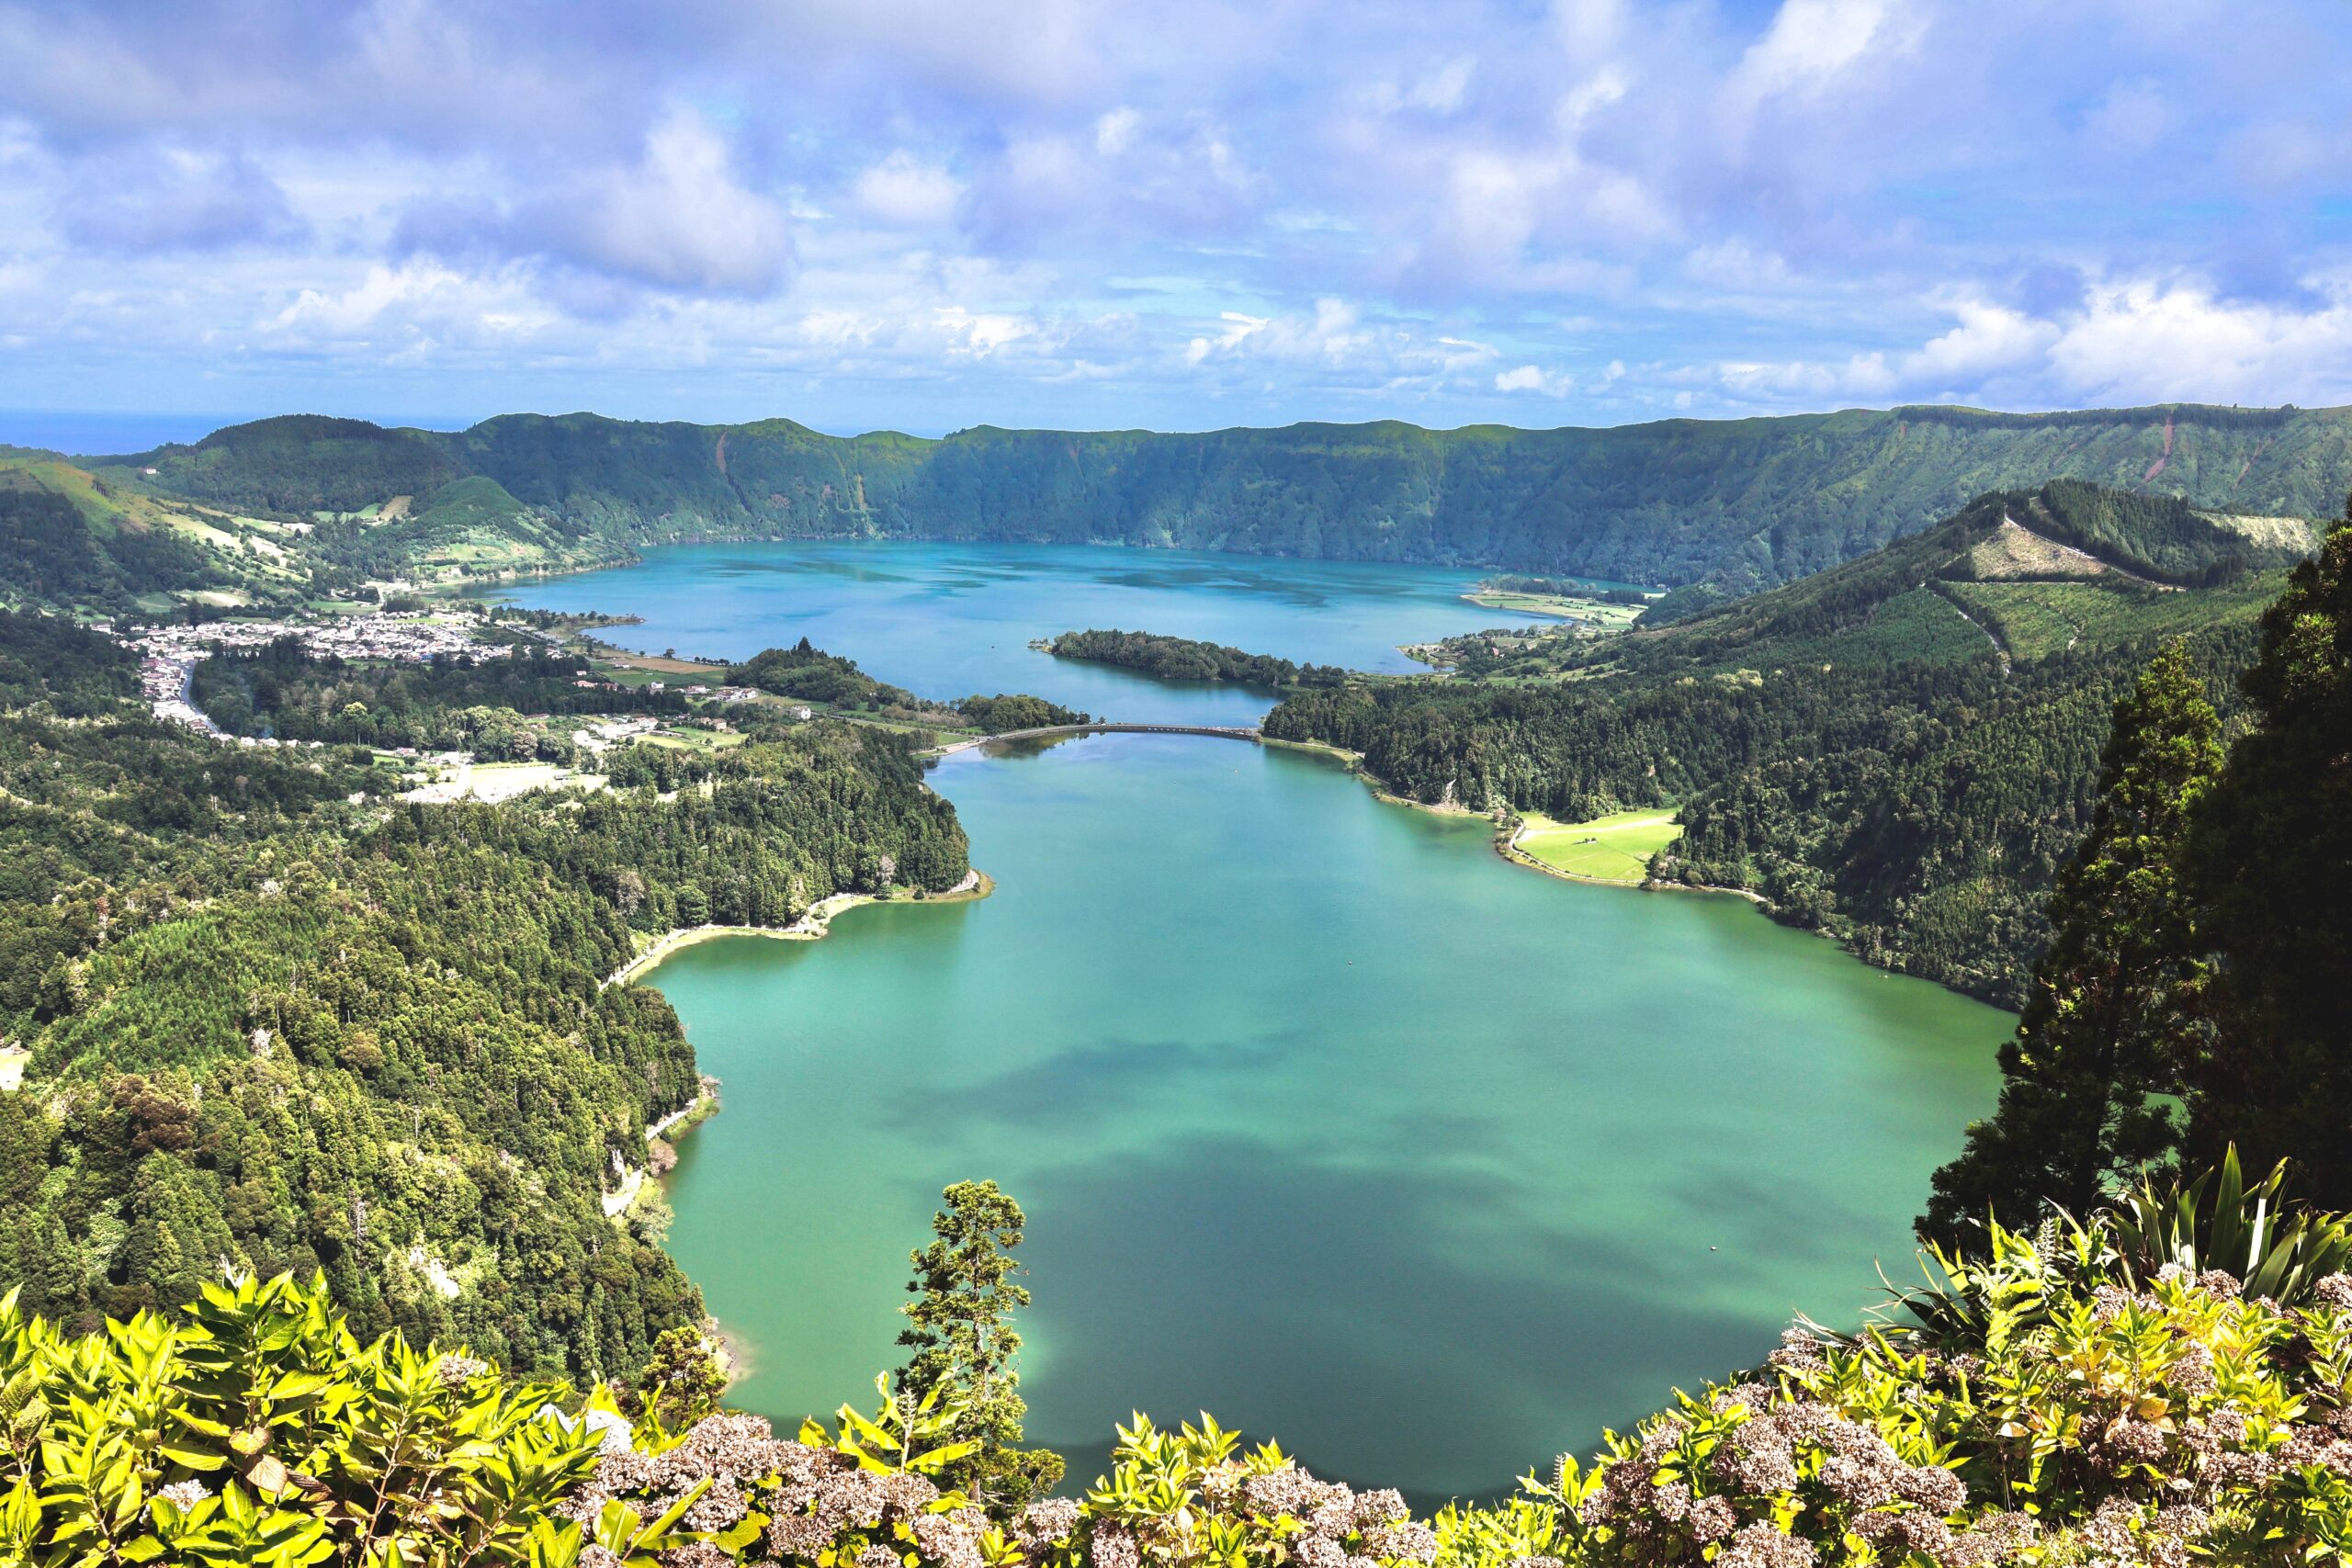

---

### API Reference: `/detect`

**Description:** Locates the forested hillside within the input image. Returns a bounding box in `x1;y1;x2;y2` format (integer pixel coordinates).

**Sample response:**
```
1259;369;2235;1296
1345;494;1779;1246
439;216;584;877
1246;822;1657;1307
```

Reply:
96;401;2352;602
0;454;340;615
0;612;968;1379
1266;482;2290;1004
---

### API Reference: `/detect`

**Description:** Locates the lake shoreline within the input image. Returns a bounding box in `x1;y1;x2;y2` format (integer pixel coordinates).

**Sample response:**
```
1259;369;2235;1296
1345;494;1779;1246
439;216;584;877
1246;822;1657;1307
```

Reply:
1494;815;1770;904
642;726;2009;1495
1264;735;1772;908
618;865;994;1391
605;869;995;988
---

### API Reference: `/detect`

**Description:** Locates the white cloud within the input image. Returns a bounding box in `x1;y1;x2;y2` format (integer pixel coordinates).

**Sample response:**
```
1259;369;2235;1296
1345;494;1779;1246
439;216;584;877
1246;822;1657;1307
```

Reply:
1182;299;1498;396
264;260;557;347
1495;364;1570;395
1187;299;1365;367
569;111;792;294
7;0;2352;430
2049;276;2352;404
1700;274;2352;410
933;305;1034;356
1730;0;1915;106
1905;296;2058;384
1094;107;1140;155
854;152;963;227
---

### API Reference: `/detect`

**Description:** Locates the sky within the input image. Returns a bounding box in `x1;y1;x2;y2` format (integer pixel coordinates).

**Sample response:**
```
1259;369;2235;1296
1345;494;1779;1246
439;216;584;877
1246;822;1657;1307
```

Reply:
3;0;2351;442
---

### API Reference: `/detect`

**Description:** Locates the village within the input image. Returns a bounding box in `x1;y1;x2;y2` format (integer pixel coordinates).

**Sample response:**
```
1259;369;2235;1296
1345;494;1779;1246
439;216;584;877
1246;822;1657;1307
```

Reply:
104;607;797;803
117;609;517;735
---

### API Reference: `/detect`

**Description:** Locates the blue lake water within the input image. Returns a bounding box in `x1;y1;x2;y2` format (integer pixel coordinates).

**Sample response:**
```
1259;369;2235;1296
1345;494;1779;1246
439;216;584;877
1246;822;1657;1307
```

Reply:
487;541;2009;1500
480;540;1510;725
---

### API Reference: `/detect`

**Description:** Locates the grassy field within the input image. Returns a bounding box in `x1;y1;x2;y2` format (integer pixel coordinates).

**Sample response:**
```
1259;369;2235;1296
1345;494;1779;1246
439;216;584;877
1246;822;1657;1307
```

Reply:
1938;575;2283;660
1511;808;1681;884
639;727;748;751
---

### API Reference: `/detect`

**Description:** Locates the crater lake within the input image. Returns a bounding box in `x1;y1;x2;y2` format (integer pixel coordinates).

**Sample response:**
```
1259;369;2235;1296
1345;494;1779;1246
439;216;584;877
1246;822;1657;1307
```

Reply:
487;541;2007;1499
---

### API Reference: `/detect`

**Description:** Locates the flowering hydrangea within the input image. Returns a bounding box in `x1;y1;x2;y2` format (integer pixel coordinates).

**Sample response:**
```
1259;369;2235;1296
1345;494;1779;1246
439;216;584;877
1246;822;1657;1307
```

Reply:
525;1238;2352;1568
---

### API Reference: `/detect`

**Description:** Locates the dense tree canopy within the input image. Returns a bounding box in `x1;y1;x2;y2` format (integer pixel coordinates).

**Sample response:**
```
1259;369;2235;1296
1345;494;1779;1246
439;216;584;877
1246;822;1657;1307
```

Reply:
0;615;968;1380
2183;510;2352;1205
1918;640;2222;1244
192;636;690;752
1267;487;2278;1004
1045;629;1343;687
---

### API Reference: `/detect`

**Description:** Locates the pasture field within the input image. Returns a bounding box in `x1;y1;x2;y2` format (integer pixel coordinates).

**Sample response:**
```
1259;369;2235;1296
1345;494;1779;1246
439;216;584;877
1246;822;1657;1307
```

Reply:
1511;808;1680;884
1939;575;2282;660
639;727;749;751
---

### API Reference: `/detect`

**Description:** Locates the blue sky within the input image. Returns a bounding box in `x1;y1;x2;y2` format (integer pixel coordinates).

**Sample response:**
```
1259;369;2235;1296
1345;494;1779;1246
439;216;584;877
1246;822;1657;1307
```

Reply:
3;0;2350;440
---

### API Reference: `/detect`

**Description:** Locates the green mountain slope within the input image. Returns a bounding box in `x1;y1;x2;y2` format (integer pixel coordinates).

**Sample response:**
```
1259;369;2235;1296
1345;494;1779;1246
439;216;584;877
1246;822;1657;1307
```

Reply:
103;402;2352;598
1263;481;2292;1004
302;474;620;581
105;414;461;515
0;453;339;614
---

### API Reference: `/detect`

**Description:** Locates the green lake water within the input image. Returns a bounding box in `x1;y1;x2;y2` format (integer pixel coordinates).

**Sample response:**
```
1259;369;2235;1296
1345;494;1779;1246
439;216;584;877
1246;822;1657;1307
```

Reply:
490;542;2008;1500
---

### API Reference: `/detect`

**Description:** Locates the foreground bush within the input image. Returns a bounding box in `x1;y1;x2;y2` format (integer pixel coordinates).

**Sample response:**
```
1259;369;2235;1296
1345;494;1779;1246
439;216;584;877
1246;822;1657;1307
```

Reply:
6;1168;2352;1566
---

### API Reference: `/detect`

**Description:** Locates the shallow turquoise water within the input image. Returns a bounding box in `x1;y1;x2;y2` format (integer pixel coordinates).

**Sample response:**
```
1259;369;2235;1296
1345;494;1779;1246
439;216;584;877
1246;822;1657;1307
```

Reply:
493;543;2009;1500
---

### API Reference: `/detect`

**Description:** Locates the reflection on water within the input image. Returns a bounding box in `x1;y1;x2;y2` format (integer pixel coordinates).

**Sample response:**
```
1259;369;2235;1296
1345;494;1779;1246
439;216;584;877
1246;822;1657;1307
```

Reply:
646;739;2007;1500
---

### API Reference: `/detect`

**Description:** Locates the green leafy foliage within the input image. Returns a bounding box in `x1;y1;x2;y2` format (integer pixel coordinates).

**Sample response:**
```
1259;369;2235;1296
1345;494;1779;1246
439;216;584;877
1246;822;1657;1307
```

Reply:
13;1172;2352;1568
2022;479;2309;586
0;475;237;615
0;1269;614;1565
728;640;925;711
190;636;688;752
0;628;969;1378
302;477;604;581
2182;512;2352;1207
2101;1148;2352;1307
111;417;461;518
612;1326;729;1435
951;695;1090;734
727;640;1082;735
0;612;139;716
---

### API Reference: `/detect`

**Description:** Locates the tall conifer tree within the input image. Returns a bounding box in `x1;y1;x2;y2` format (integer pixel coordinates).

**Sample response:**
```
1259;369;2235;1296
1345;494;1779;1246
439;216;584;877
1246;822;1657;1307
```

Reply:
896;1179;1063;1509
1920;639;2221;1245
2184;506;2352;1203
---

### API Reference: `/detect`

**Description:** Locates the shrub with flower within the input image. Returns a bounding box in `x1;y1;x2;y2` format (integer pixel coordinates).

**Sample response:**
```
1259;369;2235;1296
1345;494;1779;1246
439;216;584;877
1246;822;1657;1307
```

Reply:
2;1156;2350;1567
1481;1156;2352;1567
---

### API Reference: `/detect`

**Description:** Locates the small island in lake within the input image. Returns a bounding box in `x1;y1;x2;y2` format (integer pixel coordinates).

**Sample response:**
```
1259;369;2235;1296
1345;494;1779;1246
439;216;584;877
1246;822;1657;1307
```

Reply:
1040;627;1347;686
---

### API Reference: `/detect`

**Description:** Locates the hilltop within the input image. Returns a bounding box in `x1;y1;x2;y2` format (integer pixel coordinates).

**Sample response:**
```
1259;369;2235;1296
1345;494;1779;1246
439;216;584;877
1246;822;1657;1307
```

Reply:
1265;479;2301;1003
60;400;2352;606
